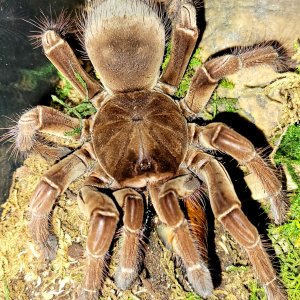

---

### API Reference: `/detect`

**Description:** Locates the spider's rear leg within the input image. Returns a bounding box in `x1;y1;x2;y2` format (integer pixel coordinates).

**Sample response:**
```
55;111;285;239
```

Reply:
113;188;144;290
186;149;287;300
180;45;291;116
41;29;101;99
159;0;198;93
189;123;286;224
149;174;213;297
30;144;94;260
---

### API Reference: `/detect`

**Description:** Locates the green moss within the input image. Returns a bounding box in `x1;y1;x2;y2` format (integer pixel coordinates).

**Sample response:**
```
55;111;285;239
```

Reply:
269;123;300;299
74;72;88;100
226;265;250;272
162;42;172;72
274;124;300;188
3;277;10;300
270;191;300;242
161;43;201;86
175;48;203;98
51;95;96;119
56;71;89;101
55;73;96;118
18;64;55;91
56;72;73;100
219;78;235;89
204;92;239;120
51;72;97;137
248;281;267;300
274;124;300;166
280;248;300;299
294;40;300;51
51;95;96;137
63;126;82;137
268;224;300;299
184;292;202;300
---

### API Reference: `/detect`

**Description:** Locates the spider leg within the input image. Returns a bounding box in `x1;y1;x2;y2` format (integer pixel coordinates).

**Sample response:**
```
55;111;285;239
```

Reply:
12;106;90;155
29;143;94;260
180;45;288;116
189;123;286;224
186;149;287;300
77;183;119;300
41;30;101;99
158;0;198;93
113;188;144;290
149;174;213;298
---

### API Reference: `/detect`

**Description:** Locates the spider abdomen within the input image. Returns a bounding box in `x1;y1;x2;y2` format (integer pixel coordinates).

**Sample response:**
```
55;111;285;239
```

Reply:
84;0;166;94
92;91;188;187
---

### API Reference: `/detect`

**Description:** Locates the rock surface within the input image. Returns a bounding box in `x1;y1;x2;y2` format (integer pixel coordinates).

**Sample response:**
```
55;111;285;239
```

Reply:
200;0;300;60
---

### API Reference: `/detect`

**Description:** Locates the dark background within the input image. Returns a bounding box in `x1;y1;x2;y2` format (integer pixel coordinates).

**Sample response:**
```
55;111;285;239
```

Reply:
0;0;83;206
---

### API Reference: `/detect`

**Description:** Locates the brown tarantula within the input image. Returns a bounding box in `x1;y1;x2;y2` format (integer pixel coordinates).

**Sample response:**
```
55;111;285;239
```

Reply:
4;0;291;299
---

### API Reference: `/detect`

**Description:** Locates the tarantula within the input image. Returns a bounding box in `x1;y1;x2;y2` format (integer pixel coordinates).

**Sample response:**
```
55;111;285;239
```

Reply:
6;0;290;299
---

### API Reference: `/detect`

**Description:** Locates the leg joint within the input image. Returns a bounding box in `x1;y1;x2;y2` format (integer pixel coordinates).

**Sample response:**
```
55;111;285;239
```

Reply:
220;208;260;249
158;191;185;227
86;211;118;256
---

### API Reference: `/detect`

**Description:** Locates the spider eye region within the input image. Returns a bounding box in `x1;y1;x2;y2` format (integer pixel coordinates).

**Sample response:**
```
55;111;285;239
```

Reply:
131;115;143;122
92;91;188;187
139;159;152;171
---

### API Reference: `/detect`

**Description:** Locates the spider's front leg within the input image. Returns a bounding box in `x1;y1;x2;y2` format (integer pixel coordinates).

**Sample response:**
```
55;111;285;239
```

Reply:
149;174;213;298
186;149;287;300
159;0;198;93
13;105;90;157
30;143;95;260
180;45;290;116
189;123;286;224
41;28;101;99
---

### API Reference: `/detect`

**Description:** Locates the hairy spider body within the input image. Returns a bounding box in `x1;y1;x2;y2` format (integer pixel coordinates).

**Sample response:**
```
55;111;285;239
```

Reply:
2;0;292;299
93;91;187;186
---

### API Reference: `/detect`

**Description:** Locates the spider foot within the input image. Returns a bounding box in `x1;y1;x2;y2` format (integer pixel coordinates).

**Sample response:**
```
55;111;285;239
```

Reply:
77;288;99;300
187;263;213;298
115;266;137;290
39;234;58;261
29;213;58;261
264;278;287;300
270;193;287;225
